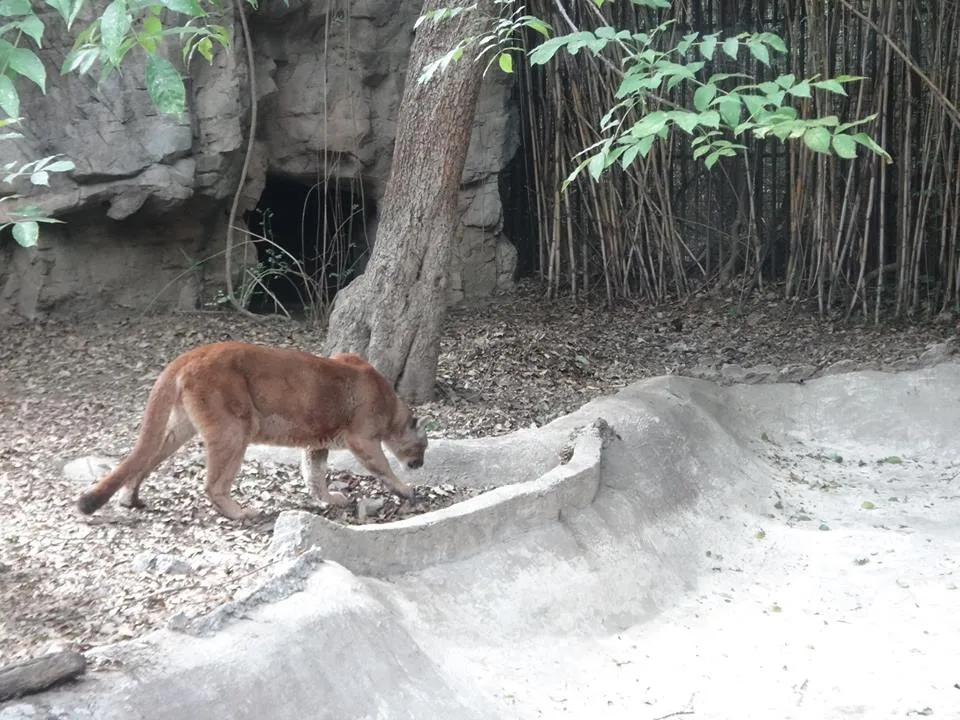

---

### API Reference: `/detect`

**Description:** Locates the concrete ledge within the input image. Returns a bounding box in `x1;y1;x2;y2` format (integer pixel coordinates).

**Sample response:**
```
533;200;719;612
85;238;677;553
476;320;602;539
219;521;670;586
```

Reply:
267;419;616;577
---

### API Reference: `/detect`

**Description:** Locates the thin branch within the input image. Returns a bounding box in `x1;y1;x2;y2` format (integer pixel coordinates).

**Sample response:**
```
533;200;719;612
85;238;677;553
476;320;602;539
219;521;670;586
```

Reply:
838;0;960;129
224;0;262;319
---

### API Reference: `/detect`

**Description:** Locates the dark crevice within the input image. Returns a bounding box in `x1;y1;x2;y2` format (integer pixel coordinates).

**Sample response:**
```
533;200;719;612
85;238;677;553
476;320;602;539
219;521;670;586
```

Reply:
242;174;376;316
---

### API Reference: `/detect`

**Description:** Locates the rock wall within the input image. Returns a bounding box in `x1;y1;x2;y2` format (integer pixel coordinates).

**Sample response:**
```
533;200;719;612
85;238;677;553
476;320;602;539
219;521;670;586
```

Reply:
0;0;519;317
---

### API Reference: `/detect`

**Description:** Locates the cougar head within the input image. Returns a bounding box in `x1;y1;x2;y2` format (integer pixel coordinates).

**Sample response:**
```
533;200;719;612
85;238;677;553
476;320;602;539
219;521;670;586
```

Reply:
386;411;429;470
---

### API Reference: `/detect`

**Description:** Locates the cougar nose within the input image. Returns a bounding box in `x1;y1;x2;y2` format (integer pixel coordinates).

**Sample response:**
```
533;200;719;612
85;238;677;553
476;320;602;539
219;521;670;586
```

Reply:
407;458;423;470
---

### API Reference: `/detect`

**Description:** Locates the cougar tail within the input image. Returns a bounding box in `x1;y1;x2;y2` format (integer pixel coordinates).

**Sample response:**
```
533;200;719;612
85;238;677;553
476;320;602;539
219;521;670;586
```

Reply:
77;369;179;515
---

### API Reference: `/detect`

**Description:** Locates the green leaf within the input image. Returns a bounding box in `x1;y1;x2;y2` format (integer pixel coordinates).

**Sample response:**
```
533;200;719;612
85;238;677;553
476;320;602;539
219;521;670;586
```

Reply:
61;46;100;76
788;80;811;98
498;52;513;74
145;54;185;114
722;37;739;59
758;81;780;96
158;0;204;15
587;151;605;181
0;0;31;16
698;110;720;128
30;170;49;185
529;35;571;65
693;84;716;112
802;126;832;154
0;73;18;117
837;112;878;132
705;149;722;168
717;95;742;127
812;79;847;96
636;134;656;157
748;40;770;66
775;73;796;89
669;110;700;134
524;18;551;38
12;220;38;247
143;14;162;35
832;133;857;159
741;93;768;119
759;32;787;53
852;132;892;162
16;14;45;46
620;143;641;169
677;32;698;56
100;0;131;63
43;159;74;172
44;0;83;29
43;0;73;24
629;110;668;138
7;47;46;92
700;33;718;60
195;36;213;62
860;500;875;510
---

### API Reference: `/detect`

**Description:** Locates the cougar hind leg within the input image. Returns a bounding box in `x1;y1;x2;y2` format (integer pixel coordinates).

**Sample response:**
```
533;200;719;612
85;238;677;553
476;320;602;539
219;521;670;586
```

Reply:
118;408;196;509
202;436;253;520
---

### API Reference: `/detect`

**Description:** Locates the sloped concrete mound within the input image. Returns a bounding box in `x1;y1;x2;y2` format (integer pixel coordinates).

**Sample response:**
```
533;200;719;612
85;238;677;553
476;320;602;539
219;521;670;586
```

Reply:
6;362;959;719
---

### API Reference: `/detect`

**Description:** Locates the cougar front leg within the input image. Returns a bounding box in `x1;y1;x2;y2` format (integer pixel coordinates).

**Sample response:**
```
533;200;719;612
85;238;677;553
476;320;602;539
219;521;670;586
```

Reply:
301;448;349;506
345;437;415;499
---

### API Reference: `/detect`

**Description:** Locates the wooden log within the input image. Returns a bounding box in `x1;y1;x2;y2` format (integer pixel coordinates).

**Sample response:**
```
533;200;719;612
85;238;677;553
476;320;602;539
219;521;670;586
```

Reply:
0;650;87;702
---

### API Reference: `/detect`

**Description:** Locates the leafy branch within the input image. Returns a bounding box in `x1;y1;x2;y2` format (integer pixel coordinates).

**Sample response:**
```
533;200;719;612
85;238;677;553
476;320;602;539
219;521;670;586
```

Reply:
420;0;893;192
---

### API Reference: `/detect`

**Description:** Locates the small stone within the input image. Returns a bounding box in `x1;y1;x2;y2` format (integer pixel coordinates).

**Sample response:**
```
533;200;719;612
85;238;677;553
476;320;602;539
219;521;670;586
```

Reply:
778;363;817;382
918;339;956;367
686;365;720;381
62;456;116;484
328;480;349;492
268;510;321;560
742;363;779;384
132;552;193;575
887;356;918;371
720;363;748;383
821;359;859;376
357;497;386;522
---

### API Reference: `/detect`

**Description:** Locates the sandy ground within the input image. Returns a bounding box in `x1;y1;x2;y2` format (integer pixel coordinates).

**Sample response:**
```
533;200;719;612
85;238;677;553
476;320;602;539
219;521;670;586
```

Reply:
461;447;960;719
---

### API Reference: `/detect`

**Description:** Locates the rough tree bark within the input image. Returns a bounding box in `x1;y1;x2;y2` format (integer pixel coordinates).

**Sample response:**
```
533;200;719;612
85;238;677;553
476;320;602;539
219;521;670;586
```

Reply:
322;0;495;403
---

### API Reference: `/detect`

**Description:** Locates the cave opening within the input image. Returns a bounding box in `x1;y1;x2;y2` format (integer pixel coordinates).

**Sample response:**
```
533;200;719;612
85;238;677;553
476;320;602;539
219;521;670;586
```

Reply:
243;174;374;316
497;66;543;283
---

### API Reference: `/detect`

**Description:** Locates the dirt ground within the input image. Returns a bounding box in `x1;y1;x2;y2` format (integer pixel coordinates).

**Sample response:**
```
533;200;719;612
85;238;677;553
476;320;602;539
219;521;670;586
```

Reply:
0;279;955;665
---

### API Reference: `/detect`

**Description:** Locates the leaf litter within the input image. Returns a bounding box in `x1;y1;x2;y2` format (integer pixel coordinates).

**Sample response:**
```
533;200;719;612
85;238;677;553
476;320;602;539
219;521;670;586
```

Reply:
0;278;955;665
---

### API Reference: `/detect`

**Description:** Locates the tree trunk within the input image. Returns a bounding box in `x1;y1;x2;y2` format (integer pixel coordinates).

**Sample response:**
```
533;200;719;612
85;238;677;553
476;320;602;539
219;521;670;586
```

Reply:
322;0;494;404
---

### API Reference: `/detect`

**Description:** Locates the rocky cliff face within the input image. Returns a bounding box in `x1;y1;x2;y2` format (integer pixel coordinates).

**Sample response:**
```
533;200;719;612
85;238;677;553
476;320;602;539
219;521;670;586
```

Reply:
0;0;518;317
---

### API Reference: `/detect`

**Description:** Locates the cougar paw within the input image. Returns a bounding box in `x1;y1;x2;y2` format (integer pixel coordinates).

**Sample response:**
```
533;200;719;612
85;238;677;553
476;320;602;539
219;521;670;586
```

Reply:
395;483;415;500
238;506;262;521
117;489;146;509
